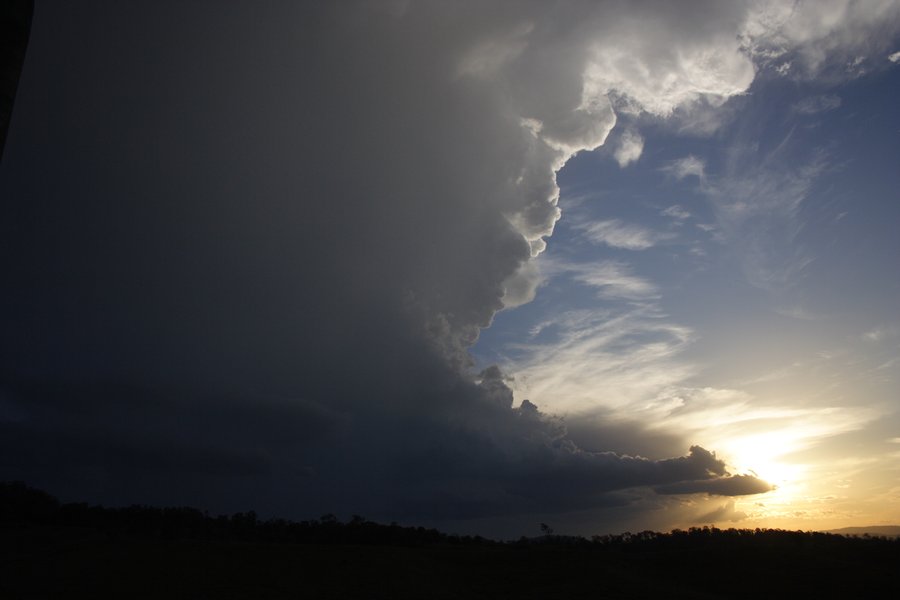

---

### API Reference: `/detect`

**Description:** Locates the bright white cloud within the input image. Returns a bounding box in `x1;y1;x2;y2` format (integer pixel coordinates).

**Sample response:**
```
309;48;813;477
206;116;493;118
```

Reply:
890;50;900;62
742;0;900;79
581;3;756;117
501;259;543;309
614;129;645;167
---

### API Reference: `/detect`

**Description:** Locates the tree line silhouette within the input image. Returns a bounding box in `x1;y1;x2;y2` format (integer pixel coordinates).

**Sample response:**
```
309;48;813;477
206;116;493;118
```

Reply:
0;481;490;546
4;480;898;550
4;481;900;599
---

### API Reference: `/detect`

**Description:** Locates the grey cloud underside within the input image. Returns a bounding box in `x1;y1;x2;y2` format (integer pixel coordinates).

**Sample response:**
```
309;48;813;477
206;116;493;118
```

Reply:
0;378;770;519
655;474;775;497
0;1;793;524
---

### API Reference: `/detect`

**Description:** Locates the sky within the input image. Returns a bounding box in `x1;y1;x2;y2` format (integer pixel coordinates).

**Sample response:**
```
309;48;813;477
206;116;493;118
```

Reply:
1;1;899;538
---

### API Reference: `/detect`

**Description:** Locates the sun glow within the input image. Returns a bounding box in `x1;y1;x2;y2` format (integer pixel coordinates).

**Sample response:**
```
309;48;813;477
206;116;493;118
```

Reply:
718;430;810;505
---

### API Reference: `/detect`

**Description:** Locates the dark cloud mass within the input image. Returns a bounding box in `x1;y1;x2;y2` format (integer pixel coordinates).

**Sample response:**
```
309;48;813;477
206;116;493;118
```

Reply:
655;473;776;497
0;1;778;532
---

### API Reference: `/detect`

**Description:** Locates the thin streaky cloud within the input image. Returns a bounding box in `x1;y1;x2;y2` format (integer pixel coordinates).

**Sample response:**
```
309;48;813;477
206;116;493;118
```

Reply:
567;260;658;299
791;94;842;115
702;142;829;292
575;219;671;250
505;307;696;416
661;205;691;221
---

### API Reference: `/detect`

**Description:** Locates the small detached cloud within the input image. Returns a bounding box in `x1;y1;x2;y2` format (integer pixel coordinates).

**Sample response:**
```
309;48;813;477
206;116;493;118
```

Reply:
661;205;691;222
613;129;645;167
862;325;899;342
775;62;792;76
890;51;900;63
663;155;706;181
845;55;867;77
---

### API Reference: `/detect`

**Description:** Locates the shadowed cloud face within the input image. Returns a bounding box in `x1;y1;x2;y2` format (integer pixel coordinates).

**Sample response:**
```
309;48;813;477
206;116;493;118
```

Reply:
14;0;883;533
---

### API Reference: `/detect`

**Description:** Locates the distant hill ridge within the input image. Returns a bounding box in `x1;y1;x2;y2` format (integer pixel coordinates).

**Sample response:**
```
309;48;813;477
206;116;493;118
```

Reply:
825;526;900;537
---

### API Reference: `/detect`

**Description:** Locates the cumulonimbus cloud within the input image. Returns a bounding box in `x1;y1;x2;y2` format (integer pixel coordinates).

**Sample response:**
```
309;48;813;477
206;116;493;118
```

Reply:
2;0;893;532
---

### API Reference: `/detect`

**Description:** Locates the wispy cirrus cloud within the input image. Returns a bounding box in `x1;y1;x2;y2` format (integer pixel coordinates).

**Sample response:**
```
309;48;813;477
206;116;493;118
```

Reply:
574;219;671;250
505;305;695;416
862;325;900;343
703;143;829;292
662;155;706;181
565;260;659;299
791;93;842;115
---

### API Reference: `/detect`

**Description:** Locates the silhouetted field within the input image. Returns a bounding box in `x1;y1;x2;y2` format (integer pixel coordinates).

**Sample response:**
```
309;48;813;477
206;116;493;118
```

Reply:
2;482;898;599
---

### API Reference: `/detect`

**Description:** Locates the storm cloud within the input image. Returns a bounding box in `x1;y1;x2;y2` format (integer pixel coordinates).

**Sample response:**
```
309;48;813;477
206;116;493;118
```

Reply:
3;0;882;532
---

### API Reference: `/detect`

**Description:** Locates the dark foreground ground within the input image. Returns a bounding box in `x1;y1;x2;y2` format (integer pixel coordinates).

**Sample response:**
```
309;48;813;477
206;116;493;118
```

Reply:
2;483;898;599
